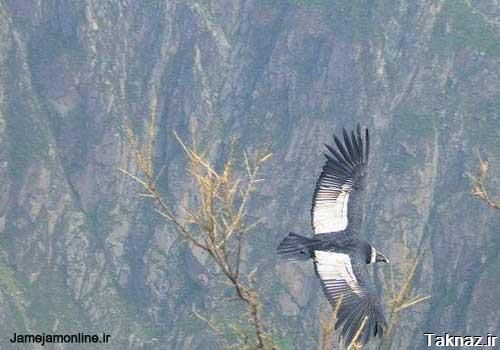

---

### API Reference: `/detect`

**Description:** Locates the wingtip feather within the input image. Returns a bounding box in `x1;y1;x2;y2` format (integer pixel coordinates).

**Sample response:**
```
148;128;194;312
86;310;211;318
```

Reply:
365;128;370;161
333;134;352;165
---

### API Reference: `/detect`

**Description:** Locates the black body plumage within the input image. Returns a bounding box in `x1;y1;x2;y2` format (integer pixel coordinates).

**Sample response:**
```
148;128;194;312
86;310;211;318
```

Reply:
277;125;387;348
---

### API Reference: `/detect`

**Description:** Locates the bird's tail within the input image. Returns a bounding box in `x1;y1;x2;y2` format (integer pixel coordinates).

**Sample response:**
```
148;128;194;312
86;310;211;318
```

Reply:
277;233;317;261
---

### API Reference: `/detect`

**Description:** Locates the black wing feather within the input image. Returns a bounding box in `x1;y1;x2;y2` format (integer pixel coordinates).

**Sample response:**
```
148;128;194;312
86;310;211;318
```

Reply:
356;124;364;162
351;130;361;161
365;128;370;161
325;144;353;171
342;128;355;163
334;135;352;165
324;153;352;176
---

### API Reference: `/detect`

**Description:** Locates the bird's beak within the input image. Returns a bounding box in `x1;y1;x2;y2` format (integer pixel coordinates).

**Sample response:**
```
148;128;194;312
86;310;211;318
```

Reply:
376;252;389;264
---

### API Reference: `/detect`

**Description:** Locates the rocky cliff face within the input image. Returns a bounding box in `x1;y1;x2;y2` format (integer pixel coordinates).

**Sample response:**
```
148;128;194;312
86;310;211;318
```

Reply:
0;0;499;349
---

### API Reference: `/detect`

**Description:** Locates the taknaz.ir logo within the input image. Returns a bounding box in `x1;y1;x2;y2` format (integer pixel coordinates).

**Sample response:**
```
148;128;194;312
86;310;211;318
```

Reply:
424;332;497;347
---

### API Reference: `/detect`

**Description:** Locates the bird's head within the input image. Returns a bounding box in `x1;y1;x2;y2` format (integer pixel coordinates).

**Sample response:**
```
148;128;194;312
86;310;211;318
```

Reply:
368;246;389;264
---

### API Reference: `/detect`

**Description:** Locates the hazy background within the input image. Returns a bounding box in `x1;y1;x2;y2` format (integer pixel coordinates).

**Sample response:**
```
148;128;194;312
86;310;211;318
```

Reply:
0;0;499;349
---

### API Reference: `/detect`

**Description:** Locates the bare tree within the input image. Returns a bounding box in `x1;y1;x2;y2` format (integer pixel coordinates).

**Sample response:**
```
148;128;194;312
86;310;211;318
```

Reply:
378;231;430;350
121;114;274;349
318;296;344;350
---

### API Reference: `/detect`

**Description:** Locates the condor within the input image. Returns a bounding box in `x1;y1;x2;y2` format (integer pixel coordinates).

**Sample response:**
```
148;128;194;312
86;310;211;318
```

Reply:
277;125;388;348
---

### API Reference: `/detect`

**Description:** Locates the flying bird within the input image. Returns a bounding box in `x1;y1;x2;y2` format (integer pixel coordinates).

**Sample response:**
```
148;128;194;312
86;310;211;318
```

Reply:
277;125;388;348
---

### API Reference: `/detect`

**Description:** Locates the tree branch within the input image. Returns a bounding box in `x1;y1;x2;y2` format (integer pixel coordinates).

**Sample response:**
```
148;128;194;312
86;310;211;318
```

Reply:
121;115;273;349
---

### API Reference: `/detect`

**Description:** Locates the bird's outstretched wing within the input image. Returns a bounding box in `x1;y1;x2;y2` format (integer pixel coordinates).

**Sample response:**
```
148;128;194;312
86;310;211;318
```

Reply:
311;125;369;234
314;251;386;347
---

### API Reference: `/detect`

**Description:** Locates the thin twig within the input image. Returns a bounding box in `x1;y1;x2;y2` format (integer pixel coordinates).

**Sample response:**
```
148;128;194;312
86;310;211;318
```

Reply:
466;151;500;210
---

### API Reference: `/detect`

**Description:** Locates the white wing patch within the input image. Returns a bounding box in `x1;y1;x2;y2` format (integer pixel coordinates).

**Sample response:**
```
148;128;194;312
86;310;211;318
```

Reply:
312;184;351;234
315;251;362;296
370;247;377;264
